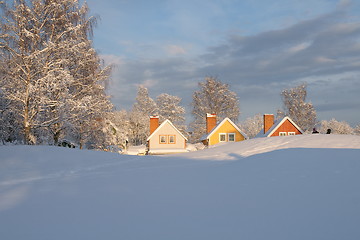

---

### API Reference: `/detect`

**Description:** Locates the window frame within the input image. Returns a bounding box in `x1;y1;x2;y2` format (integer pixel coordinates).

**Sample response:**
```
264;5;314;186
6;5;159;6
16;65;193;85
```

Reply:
279;132;287;136
219;133;227;142
168;135;176;144
159;135;167;144
288;132;296;136
228;133;236;142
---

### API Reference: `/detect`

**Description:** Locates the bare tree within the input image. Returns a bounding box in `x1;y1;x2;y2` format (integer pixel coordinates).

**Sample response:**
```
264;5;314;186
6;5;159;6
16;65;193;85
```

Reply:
156;93;186;132
128;86;157;145
190;76;240;142
239;114;263;139
281;83;316;132
0;0;112;147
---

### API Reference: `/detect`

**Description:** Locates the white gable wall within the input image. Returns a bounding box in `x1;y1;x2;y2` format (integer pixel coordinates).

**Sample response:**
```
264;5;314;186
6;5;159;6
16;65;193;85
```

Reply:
148;122;186;150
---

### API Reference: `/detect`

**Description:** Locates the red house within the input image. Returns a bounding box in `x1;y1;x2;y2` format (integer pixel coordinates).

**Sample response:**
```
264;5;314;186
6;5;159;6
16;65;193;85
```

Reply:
257;114;303;137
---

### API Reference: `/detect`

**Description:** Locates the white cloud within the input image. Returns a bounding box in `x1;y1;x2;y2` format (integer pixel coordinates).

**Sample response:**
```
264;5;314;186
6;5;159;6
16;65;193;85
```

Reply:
165;45;187;56
103;5;360;125
315;56;337;63
288;42;312;53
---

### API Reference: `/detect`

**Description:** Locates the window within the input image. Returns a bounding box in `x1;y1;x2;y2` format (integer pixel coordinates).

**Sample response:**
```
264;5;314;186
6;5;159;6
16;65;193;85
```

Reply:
288;132;296;136
219;133;226;142
279;132;287;136
228;133;235;142
159;135;167;143
169;135;176;144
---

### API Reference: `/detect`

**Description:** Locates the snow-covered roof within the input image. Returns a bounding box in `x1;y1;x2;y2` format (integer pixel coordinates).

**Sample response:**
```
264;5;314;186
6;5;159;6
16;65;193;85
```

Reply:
256;116;304;138
146;119;188;142
201;117;248;141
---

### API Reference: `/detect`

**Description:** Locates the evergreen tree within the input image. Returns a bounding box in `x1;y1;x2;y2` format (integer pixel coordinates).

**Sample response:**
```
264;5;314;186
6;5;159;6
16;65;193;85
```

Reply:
190;76;240;142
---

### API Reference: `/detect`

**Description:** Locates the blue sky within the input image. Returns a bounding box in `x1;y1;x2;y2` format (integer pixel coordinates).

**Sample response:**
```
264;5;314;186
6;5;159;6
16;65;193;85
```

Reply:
86;0;360;126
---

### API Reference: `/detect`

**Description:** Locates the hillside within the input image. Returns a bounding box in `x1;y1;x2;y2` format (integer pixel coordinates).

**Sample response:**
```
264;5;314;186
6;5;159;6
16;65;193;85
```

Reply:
1;135;360;240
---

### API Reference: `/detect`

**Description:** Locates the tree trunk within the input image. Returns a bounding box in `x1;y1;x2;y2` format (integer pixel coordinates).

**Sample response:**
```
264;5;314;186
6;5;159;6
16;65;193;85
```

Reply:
53;130;60;146
24;85;31;145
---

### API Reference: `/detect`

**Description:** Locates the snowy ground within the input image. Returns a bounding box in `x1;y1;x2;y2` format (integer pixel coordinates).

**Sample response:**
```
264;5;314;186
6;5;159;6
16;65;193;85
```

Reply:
1;135;360;240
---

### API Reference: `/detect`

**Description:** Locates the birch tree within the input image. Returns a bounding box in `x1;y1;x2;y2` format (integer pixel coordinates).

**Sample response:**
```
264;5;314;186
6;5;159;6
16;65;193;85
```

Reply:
190;76;240;142
156;93;186;132
281;83;317;132
240;114;263;139
0;0;112;146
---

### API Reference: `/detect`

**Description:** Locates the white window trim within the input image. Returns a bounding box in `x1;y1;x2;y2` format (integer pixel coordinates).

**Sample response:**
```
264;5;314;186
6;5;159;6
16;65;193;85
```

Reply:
228;133;236;142
219;133;226;142
288;132;296;136
279;132;287;136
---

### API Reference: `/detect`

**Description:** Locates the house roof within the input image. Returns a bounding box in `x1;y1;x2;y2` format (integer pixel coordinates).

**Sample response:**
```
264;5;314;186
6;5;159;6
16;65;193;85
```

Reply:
146;119;188;141
256;116;304;138
201;117;248;141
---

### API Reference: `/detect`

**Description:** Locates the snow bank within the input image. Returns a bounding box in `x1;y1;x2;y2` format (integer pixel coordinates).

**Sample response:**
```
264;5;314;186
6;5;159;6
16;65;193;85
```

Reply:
179;134;360;160
1;135;360;240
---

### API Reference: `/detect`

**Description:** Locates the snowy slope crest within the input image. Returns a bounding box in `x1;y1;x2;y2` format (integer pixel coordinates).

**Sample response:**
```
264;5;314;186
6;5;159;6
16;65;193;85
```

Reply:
180;134;360;160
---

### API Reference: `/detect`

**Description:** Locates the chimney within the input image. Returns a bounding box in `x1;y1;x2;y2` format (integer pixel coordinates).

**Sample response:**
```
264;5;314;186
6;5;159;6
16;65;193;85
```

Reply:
206;113;217;134
264;114;274;134
150;116;159;135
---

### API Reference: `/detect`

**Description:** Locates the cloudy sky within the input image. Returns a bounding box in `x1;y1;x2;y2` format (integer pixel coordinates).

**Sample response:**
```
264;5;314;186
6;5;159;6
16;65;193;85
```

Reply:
86;0;360;126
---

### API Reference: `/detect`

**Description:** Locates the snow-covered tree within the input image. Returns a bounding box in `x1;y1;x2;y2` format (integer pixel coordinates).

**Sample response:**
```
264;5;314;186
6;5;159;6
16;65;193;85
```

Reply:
128;86;157;145
239;114;263;139
319;119;354;135
0;0;112;147
156;93;186;132
103;110;129;151
281;83;317;132
132;86;157;115
190;76;240;142
354;124;360;135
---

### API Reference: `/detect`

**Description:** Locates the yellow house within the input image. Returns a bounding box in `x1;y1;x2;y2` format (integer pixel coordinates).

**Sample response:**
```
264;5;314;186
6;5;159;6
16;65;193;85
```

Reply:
201;115;248;146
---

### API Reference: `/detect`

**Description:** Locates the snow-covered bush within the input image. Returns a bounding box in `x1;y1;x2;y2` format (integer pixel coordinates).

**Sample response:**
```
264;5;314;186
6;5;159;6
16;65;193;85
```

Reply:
319;119;354;135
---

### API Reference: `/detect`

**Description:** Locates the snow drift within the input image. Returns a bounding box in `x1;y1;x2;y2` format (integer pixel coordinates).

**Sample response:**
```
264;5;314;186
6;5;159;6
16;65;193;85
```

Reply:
1;135;360;240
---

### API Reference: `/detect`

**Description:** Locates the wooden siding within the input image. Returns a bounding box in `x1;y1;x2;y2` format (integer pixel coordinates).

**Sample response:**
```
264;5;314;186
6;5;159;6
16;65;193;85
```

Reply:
270;119;302;137
148;121;186;150
208;120;245;145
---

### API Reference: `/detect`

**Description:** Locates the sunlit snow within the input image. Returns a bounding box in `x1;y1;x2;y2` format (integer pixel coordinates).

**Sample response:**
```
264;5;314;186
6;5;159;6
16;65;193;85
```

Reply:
1;134;360;240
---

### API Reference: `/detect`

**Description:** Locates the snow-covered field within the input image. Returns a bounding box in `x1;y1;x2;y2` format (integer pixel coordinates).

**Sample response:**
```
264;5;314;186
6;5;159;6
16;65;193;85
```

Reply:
1;135;360;240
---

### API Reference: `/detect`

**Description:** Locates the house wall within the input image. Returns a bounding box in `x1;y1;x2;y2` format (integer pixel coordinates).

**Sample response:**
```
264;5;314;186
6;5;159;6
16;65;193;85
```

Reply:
148;122;186;150
208;120;245;145
270;119;302;137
